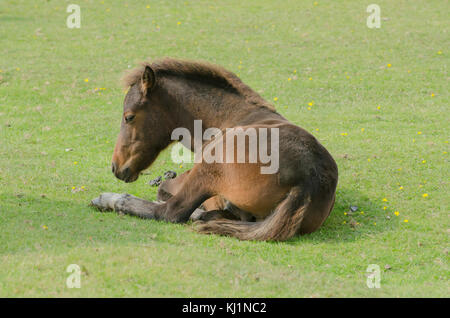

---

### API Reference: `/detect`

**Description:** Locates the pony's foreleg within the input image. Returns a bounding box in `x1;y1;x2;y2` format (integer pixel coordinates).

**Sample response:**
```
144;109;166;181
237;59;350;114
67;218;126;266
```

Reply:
90;183;211;223
161;188;211;223
157;165;217;223
157;170;192;201
90;193;163;219
91;166;215;223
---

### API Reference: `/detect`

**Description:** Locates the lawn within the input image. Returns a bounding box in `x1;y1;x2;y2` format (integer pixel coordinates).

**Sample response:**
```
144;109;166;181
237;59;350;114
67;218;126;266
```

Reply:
0;0;448;297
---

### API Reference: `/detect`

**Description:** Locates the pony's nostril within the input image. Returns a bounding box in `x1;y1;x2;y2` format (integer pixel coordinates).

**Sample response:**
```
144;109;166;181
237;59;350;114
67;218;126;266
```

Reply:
123;167;130;178
111;162;117;174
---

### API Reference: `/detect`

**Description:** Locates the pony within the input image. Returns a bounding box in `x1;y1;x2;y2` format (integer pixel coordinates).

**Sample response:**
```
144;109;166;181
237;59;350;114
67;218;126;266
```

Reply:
91;58;338;241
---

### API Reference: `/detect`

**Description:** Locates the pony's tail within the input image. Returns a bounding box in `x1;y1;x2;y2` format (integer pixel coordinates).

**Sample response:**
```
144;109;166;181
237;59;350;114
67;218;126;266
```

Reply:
194;186;316;241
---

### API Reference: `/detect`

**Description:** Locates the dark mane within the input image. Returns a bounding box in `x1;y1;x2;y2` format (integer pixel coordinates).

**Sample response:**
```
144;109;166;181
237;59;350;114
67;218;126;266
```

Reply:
121;58;275;111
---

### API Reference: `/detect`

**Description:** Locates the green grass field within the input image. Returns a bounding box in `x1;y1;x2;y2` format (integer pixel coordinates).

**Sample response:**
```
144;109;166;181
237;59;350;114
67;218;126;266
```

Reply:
0;0;448;297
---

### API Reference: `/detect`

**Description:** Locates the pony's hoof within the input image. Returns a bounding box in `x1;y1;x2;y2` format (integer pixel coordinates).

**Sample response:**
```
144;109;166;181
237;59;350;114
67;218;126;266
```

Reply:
163;170;177;179
90;192;123;211
148;176;162;187
189;208;206;221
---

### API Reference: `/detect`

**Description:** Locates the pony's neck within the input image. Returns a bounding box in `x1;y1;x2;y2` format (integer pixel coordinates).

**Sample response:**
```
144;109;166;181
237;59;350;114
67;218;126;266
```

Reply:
158;76;248;132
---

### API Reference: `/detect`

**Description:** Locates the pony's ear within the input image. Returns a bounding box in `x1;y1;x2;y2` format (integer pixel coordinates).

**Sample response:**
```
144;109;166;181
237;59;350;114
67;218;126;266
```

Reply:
141;65;155;94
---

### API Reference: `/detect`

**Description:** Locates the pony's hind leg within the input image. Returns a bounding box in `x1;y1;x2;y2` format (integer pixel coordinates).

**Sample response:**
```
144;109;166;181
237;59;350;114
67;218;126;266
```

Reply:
190;201;256;222
224;201;256;222
191;209;240;222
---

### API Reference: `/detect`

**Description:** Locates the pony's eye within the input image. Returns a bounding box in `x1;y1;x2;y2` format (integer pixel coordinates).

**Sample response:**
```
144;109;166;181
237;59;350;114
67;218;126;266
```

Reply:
125;114;135;123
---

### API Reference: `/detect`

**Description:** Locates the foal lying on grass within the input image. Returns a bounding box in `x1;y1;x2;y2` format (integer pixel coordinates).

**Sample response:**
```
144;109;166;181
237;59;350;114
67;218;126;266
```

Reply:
91;58;338;241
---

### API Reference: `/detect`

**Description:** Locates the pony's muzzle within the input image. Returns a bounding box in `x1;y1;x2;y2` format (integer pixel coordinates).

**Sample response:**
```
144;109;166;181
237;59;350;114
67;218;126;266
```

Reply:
112;162;136;183
111;162;117;174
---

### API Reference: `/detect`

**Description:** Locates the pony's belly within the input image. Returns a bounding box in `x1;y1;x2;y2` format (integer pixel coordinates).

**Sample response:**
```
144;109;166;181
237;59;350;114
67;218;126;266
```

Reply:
201;196;227;211
218;164;289;218
227;195;284;218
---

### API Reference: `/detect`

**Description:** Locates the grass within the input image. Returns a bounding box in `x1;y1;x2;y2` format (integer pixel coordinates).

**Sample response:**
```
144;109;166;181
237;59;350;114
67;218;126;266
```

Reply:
0;0;448;297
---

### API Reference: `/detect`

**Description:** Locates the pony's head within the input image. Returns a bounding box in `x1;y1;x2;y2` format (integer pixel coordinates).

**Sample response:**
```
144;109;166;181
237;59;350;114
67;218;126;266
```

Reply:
111;65;172;182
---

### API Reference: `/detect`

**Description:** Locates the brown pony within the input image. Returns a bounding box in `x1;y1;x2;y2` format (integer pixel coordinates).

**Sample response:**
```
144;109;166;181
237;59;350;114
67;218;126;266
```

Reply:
91;58;338;241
